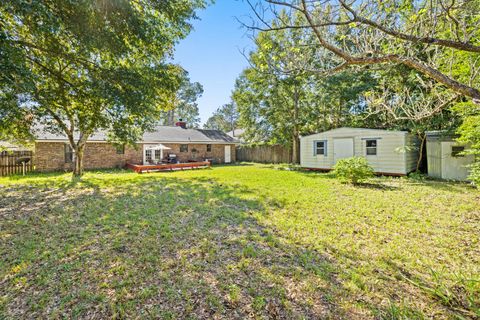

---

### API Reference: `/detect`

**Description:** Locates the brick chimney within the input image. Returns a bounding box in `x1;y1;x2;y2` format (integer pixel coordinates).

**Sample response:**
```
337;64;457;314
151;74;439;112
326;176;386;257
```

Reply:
175;118;187;129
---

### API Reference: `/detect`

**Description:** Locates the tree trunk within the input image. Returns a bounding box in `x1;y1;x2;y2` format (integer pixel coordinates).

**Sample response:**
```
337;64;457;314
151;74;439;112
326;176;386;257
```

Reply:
292;135;300;164
73;144;85;177
416;133;426;172
167;110;175;126
292;85;300;164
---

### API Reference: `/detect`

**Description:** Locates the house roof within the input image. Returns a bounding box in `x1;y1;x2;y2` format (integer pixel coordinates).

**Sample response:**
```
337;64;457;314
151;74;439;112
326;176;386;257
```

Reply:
34;125;239;144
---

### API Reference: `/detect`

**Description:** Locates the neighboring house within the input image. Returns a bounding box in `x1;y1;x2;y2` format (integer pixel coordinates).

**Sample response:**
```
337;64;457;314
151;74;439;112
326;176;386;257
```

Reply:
34;122;238;172
226;128;245;143
426;131;475;181
300;127;419;176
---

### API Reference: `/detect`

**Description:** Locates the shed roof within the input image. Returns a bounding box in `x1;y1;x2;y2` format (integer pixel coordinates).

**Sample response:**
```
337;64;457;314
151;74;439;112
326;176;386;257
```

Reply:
34;126;238;144
301;127;409;138
425;130;459;141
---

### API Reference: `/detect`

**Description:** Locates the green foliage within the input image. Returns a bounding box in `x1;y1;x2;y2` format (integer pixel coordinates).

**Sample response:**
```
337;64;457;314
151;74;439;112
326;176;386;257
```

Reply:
333;157;374;184
231;11;378;153
160;70;204;128
408;171;428;181
204;102;239;132
468;162;480;187
453;101;480;186
0;0;207;175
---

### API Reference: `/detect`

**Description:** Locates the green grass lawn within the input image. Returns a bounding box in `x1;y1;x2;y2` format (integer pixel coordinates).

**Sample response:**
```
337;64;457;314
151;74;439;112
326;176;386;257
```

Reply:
0;164;479;319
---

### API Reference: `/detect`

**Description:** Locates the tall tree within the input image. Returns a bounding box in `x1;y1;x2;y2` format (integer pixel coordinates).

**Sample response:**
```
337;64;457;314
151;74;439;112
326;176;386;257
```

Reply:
160;71;204;128
204;102;239;133
233;12;376;162
233;12;316;162
0;0;207;176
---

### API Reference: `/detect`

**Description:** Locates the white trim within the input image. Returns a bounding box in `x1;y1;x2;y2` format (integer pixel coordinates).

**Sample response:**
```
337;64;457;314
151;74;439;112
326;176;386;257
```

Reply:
225;145;232;163
143;144;167;165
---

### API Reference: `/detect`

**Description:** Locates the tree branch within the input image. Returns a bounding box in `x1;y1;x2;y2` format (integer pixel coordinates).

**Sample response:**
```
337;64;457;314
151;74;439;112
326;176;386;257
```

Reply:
256;0;480;101
337;0;480;53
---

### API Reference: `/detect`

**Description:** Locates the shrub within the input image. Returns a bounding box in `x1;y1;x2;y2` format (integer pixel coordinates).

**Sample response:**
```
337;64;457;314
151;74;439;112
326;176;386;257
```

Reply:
408;171;428;181
468;162;480;187
333;157;374;184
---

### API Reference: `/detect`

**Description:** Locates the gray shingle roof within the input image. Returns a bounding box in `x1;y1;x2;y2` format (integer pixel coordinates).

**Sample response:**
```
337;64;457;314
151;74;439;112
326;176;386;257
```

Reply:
34;125;238;144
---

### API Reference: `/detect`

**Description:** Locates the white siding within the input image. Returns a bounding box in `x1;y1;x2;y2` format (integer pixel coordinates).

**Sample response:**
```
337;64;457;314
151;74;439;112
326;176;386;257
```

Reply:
426;140;442;178
426;136;475;181
301;127;417;175
440;142;474;180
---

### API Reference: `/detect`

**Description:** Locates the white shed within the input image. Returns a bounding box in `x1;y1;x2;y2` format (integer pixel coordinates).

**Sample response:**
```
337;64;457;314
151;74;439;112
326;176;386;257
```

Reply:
426;131;475;181
300;127;419;176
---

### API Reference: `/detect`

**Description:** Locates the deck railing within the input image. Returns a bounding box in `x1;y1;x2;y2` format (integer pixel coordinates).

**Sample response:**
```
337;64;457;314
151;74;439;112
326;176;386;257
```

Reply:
126;161;211;173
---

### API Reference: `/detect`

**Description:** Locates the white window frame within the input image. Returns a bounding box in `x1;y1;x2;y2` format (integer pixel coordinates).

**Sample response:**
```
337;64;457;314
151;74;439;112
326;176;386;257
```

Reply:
366;139;378;156
314;140;327;156
145;149;153;162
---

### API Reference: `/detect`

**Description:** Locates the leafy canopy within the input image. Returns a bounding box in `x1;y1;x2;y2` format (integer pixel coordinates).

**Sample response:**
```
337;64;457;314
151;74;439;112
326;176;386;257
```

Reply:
0;0;207;145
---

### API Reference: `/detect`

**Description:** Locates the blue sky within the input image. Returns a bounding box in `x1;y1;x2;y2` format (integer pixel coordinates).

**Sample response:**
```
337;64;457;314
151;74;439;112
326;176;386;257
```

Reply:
173;0;255;126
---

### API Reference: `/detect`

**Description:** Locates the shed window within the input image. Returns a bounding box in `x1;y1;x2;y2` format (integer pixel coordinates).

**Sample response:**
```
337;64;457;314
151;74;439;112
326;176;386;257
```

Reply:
180;144;188;152
64;144;74;163
116;145;125;155
366;139;377;156
314;141;326;155
451;146;465;157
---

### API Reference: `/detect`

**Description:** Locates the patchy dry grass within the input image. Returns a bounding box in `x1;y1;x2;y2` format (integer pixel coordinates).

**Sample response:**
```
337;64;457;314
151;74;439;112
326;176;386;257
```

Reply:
0;164;479;319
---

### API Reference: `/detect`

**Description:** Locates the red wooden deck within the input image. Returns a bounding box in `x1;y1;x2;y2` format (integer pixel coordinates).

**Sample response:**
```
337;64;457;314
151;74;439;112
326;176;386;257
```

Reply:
126;161;211;173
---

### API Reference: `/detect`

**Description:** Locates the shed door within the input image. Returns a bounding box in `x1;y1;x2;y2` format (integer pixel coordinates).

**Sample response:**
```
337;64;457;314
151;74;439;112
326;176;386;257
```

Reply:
333;138;354;163
224;146;231;163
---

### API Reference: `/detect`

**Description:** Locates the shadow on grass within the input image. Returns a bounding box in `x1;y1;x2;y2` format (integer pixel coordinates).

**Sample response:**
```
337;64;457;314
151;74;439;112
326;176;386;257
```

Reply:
2;170;472;319
295;169;477;194
352;182;400;191
1;175;351;319
403;178;476;193
296;170;337;180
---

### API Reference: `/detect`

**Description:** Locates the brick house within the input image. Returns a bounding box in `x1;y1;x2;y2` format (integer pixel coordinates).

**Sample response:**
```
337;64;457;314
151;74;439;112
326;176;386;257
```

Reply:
34;123;238;172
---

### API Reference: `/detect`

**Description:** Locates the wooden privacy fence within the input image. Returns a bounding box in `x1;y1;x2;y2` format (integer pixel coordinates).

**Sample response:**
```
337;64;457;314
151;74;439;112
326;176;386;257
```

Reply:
0;151;34;176
236;145;292;164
